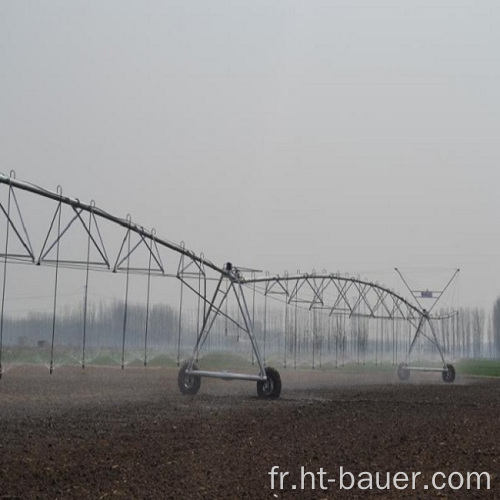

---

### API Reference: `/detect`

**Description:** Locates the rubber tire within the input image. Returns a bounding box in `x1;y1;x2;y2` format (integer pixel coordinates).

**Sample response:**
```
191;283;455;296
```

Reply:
257;367;281;399
178;361;201;395
442;364;456;383
397;362;410;381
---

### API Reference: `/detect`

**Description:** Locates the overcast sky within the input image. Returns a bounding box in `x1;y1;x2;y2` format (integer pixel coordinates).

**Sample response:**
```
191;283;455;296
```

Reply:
1;1;499;311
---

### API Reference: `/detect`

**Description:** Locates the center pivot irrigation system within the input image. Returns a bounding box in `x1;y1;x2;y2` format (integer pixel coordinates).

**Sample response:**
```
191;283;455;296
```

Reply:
0;172;459;398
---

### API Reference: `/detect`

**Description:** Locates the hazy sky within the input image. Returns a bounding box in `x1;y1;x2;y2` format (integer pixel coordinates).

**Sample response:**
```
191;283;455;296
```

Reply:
1;1;500;310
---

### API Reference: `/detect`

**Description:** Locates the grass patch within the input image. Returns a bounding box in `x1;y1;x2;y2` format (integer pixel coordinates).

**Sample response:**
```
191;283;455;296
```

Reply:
319;361;397;373
86;353;122;366
2;348;49;364
2;347;82;366
455;359;500;377
145;353;178;368
196;351;254;371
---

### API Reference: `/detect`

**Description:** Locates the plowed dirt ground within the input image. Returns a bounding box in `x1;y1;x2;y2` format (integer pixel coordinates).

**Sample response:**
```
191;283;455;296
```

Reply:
0;365;498;499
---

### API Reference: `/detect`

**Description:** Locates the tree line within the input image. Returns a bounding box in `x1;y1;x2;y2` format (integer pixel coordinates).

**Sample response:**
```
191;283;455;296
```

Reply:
2;299;500;362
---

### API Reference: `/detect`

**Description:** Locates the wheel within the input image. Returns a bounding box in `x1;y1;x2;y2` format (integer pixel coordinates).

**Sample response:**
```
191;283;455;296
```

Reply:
397;362;410;381
178;361;201;395
442;364;456;383
257;367;281;399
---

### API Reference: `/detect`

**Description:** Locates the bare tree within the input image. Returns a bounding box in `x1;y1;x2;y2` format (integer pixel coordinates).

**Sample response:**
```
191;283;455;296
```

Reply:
458;307;471;358
471;307;485;358
492;297;500;358
487;315;494;358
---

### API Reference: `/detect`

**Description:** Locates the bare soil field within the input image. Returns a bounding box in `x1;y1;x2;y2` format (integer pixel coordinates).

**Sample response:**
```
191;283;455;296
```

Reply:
0;364;499;499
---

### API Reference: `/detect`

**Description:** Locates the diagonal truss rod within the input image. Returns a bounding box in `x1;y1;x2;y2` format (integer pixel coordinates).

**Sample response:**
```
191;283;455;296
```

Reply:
0;185;35;261
394;267;460;315
244;274;423;320
405;313;447;366
0;201;35;261
0;173;223;275
185;264;266;377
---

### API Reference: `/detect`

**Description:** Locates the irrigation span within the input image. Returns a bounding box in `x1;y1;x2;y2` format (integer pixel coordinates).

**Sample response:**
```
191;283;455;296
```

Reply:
0;172;458;397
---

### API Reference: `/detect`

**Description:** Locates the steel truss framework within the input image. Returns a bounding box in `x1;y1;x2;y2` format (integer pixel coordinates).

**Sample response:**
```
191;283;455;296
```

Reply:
0;172;458;395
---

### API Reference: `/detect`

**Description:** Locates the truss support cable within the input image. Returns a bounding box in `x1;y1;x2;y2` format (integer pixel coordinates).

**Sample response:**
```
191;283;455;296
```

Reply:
177;276;184;367
283;298;288;369
251;275;256;366
0;185;13;379
121;232;131;370
327;315;332;364
335;317;339;369
236;290;241;343
82;210;92;370
263;289;268;365
408;317;411;356
340;315;345;367
316;310;321;369
318;315;321;369
327;315;331;358
196;270;202;352
320;312;324;368
312;310;316;370
381;317;386;362
356;316;361;366
392;319;396;366
143;250;152;367
49;199;63;375
294;294;298;370
224;279;229;337
198;256;207;334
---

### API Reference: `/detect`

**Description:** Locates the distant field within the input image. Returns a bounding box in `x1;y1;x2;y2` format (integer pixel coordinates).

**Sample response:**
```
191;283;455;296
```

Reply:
3;346;500;377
